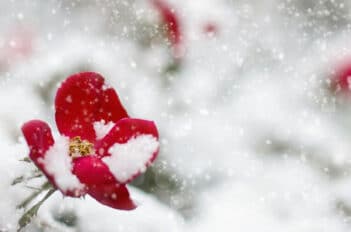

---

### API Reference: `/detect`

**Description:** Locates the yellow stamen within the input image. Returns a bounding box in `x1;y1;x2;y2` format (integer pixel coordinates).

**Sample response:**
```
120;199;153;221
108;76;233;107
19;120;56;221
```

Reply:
69;136;94;159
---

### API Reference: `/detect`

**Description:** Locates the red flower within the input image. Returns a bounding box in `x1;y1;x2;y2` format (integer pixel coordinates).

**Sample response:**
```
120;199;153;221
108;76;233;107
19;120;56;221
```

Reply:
21;72;159;210
0;25;34;70
203;22;218;36
333;61;351;93
150;0;183;58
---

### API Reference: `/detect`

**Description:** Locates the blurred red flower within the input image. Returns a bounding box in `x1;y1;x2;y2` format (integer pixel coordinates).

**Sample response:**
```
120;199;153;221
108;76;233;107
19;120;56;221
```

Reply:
151;0;183;58
333;62;351;93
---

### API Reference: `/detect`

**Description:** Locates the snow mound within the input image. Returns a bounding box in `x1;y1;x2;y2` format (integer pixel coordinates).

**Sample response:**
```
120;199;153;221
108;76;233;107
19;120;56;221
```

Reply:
103;135;159;183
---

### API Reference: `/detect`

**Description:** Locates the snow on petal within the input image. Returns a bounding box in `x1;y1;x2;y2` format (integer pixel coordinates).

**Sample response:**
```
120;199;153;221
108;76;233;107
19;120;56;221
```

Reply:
40;136;85;193
102;135;159;183
93;120;115;140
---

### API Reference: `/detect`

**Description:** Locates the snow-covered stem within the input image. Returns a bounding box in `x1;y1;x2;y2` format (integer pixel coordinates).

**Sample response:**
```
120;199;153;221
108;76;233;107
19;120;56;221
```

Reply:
17;182;52;209
17;188;56;231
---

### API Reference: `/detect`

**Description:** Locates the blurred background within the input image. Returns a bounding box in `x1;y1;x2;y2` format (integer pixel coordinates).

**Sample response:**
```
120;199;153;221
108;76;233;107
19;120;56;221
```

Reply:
2;0;351;231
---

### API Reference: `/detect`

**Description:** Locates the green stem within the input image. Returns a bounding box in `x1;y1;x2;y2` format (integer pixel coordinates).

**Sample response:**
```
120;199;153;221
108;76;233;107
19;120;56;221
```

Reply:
12;172;43;186
17;188;56;231
19;157;31;163
17;182;51;209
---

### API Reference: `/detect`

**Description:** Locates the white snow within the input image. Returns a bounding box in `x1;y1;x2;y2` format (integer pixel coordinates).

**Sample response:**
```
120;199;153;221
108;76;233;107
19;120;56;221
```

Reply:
37;186;184;232
65;95;72;103
40;136;85;193
2;0;351;231
93;120;115;140
102;135;159;183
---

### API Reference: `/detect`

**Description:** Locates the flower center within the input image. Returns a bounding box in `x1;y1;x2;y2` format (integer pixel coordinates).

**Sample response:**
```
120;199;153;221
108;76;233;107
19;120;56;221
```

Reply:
69;136;94;159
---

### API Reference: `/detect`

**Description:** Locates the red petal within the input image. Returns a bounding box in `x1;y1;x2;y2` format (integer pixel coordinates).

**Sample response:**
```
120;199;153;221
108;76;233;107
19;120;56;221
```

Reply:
21;120;54;176
88;183;136;210
94;118;159;183
72;155;136;210
96;88;128;122
72;156;116;185
55;72;128;142
95;118;159;158
22;120;87;197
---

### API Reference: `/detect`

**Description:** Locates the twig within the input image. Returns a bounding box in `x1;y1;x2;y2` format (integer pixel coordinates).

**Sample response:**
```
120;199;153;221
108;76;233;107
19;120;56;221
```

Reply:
19;157;31;163
12;172;43;186
17;182;51;209
17;188;56;231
